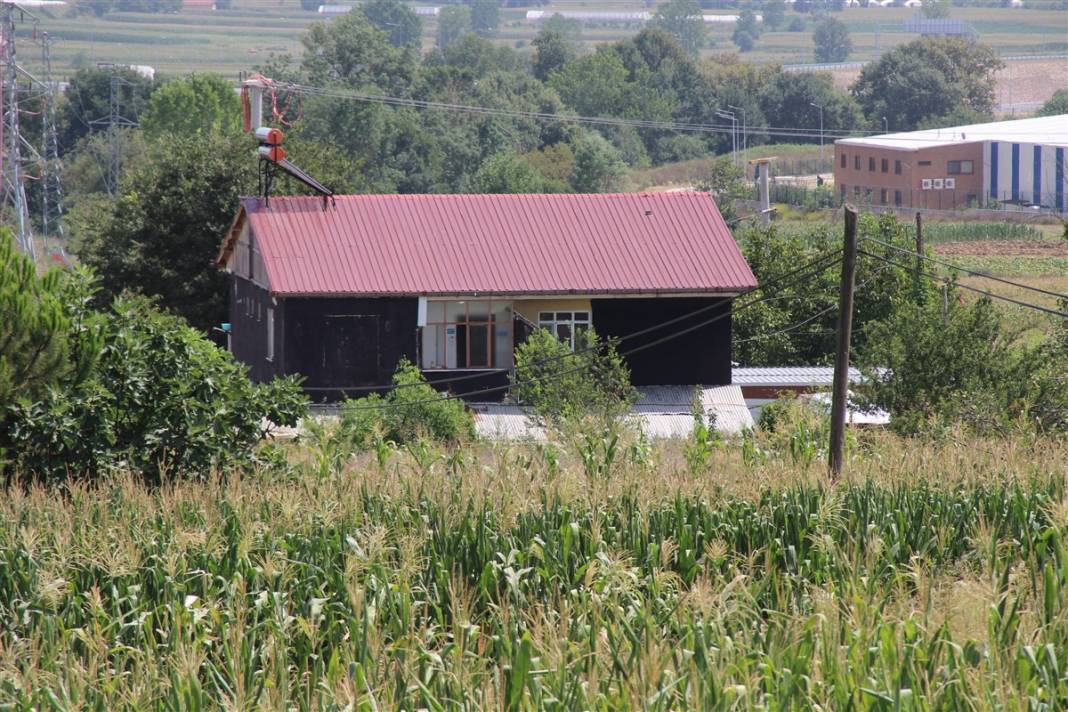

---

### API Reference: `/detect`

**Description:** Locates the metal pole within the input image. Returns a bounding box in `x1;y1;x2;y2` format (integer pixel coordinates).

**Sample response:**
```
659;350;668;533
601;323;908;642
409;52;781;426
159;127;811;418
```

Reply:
810;102;824;169
729;104;746;166
829;205;858;480
716;109;736;167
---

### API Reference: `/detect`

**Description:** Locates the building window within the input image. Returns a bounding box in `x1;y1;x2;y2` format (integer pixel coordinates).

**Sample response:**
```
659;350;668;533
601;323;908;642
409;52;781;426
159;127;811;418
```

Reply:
840;152;847;168
422;300;513;370
266;307;275;362
894;190;902;206
854;155;860;170
840;184;847;200
918;160;931;167
539;311;591;350
853;185;861;198
880;188;888;204
881;158;889;173
895;160;902;175
947;160;974;175
868;157;876;171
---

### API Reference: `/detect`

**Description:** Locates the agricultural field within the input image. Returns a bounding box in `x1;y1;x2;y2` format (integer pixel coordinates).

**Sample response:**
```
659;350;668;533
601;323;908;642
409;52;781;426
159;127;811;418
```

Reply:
16;1;1068;90
1;428;1067;708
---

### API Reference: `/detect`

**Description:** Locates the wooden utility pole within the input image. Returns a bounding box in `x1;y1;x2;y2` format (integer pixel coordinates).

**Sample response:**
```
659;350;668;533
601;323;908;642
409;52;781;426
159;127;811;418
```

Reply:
915;211;924;276
829;206;858;480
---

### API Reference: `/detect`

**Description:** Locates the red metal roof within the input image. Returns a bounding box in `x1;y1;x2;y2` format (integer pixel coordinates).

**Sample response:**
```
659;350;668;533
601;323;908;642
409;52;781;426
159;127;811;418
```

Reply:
228;192;757;297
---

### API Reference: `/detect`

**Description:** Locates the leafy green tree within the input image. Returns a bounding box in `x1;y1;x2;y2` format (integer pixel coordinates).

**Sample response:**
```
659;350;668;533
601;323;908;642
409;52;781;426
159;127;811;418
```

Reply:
468;152;546;193
733;9;761;51
1036;89;1068;117
570;132;627;192
732;29;756;52
697;156;748;226
140;74;241;138
57;66;156;155
531;28;577;81
469;0;501;36
512;328;635;427
437;5;473;49
360;0;423;48
851;37;1002;131
921;0;951;18
762;0;786;30
6;295;307;481
758;70;862;145
0;231;102;409
650;0;706;56
521;143;575;192
302;10;417;94
812;16;852;62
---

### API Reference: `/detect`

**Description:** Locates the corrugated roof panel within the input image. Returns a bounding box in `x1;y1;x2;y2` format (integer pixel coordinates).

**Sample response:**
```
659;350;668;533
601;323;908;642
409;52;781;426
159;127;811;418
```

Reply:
237;192;757;296
731;367;862;387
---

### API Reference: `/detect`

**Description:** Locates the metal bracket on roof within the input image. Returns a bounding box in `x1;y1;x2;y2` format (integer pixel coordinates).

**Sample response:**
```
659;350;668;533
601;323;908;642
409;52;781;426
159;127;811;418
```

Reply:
255;127;335;210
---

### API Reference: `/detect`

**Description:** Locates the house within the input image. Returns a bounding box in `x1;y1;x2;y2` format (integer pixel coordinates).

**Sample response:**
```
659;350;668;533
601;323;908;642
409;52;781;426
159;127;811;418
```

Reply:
217;192;757;402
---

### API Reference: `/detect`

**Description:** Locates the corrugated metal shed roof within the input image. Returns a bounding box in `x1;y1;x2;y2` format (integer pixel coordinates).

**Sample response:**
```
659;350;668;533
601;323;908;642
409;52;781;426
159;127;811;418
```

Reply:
224;193;756;297
731;367;863;387
835;114;1068;151
471;385;753;441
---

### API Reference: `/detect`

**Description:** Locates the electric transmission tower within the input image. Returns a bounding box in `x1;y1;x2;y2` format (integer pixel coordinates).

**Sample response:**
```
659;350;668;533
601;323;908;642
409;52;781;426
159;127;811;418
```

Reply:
38;31;63;245
1;1;35;259
90;64;137;197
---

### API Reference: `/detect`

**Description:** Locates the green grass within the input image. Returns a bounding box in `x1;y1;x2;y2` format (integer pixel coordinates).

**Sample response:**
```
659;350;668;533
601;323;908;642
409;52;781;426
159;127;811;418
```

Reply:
922;221;1046;244
1;430;1066;708
947;255;1068;277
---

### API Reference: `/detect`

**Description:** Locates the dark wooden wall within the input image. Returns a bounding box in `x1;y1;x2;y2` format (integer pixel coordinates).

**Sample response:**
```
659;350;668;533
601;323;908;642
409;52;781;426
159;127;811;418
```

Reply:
229;277;282;383
282;296;419;402
591;297;733;386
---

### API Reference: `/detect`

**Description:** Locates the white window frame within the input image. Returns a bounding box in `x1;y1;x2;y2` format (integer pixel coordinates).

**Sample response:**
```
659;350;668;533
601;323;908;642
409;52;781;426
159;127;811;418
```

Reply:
538;310;591;350
266;307;275;362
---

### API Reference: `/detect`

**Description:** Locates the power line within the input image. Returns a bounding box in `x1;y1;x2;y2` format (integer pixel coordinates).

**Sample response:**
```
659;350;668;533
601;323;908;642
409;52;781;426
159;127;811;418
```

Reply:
318;248;843;397
858;249;1068;319
339;253;844;411
860;234;1068;301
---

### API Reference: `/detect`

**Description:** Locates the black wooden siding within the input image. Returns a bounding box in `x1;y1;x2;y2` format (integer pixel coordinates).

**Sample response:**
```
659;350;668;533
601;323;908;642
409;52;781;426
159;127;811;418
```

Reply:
229;281;735;400
591;297;732;386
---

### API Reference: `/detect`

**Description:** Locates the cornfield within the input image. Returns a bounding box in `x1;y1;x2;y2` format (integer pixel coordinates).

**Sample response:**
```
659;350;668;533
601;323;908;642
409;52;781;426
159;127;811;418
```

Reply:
921;222;1044;244
0;430;1066;709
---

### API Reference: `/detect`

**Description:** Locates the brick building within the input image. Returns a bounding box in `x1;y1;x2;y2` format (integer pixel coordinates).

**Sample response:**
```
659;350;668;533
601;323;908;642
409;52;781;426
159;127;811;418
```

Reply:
833;115;1068;213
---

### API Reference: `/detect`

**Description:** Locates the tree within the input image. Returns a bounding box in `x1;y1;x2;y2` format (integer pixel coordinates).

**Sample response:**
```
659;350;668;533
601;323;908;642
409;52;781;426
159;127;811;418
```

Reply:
1036;89;1068;117
759;70;863;145
57;66;156;155
469;0;501;36
921;0;951;18
531;28;577;81
437;5;473;49
812;16;852;63
139;74;241;138
732;9;761;51
0;231;102;409
512;328;635;427
570;132;627;192
6;295;307;481
762;0;786;30
467;152;546;193
851;37;1002;131
650;0;707;56
697;156;747;226
302;10;417;94
360;0;423;49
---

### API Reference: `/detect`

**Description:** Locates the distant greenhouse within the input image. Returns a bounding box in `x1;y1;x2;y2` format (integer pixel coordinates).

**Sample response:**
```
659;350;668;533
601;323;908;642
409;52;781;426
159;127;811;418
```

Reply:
902;13;979;37
525;10;757;24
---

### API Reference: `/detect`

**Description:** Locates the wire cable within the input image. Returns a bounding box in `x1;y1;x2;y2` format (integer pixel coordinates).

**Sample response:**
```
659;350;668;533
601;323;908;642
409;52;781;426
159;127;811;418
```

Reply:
858;249;1068;319
338;253;845;410
860;234;1068;301
322;248;843;396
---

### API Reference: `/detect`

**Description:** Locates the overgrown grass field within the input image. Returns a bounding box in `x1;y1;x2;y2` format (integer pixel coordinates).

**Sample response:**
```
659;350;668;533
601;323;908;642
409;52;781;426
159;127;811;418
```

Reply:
2;428;1066;708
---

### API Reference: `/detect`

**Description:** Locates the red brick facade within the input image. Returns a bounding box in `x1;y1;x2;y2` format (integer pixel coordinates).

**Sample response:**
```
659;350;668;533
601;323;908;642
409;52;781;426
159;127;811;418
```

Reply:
833;141;985;210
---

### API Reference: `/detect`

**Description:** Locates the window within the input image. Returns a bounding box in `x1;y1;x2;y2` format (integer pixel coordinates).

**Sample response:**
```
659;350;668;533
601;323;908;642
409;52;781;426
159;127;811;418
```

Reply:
947;160;973;175
918;160;932;167
880;188;888;204
881;158;888;173
894;160;902;175
867;157;875;171
840;152;847;168
853;185;861;198
266;308;275;362
894;190;902;206
839;184;847;200
421;300;513;370
854;155;860;170
539;311;591;350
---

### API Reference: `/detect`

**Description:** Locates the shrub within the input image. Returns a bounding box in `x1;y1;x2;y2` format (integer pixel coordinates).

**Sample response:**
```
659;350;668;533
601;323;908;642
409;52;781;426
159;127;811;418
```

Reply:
512;328;635;428
5;296;307;481
338;358;474;450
